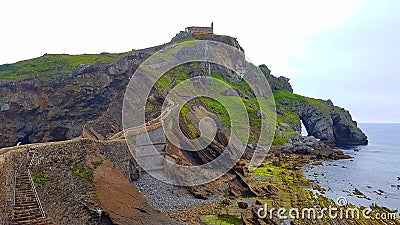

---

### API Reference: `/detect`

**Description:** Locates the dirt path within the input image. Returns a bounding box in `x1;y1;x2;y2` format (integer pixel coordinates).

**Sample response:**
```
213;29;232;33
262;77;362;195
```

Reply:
94;160;179;225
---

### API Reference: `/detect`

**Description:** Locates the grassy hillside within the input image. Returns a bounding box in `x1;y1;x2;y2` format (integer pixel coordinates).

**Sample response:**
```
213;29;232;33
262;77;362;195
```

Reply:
0;49;334;147
153;64;334;146
273;91;331;127
0;52;133;81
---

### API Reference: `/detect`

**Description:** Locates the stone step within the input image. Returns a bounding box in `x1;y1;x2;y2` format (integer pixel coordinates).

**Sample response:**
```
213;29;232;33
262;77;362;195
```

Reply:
13;214;42;222
15;189;33;194
15;197;36;201
14;203;39;208
15;196;36;200
15;201;37;205
13;220;36;225
15;200;37;205
135;144;166;154
14;207;39;211
14;208;40;215
15;201;38;205
14;219;47;225
16;218;55;225
14;206;39;211
16;178;31;181
15;188;34;191
136;151;166;157
14;206;40;211
15;192;35;196
14;213;42;219
135;142;167;147
15;188;32;191
15;192;35;195
135;154;165;167
15;194;35;198
15;185;32;189
36;220;56;225
15;202;37;205
146;166;165;171
15;197;35;200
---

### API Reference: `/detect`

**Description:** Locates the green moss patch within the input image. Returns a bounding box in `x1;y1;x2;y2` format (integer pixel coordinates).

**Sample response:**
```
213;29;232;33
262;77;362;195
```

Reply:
73;165;94;183
272;136;289;146
33;173;49;187
155;75;173;90
204;214;242;225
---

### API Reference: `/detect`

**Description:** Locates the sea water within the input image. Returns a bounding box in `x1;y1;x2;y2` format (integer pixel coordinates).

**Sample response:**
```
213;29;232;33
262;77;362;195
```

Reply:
304;123;400;211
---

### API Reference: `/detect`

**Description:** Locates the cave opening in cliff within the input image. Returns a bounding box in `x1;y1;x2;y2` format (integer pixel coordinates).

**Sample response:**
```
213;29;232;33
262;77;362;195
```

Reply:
16;134;30;145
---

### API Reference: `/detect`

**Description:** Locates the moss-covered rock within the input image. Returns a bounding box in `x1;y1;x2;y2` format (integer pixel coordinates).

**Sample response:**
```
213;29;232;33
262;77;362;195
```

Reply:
274;91;367;146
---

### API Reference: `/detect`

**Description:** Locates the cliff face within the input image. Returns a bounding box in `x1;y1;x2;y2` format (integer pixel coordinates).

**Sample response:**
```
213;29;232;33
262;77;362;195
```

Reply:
259;64;293;93
0;51;155;148
0;33;367;148
296;99;368;145
264;62;368;146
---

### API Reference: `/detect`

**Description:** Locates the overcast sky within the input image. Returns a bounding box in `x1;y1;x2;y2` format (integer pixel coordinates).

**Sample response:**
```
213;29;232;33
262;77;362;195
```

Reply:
1;0;399;123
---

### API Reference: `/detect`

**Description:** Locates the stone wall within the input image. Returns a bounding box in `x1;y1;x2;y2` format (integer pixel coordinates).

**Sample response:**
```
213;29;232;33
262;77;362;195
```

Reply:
0;138;140;224
97;139;139;181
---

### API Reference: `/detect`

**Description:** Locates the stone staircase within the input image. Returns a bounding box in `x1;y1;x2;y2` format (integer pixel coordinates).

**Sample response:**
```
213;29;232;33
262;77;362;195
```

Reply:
13;152;55;225
134;128;168;179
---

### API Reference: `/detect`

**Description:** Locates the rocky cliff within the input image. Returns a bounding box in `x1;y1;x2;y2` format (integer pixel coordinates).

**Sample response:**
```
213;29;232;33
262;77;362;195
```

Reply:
272;93;367;146
256;64;367;146
259;64;293;93
0;33;367;148
0;50;156;148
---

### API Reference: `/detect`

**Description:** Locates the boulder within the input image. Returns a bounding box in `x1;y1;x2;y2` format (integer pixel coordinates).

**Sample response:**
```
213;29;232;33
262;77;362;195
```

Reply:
221;198;232;205
302;136;320;144
221;88;239;97
238;201;248;209
257;110;266;119
279;123;292;130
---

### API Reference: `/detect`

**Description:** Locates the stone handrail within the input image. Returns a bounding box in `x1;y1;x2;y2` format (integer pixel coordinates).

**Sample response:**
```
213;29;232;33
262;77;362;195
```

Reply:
110;98;177;140
27;152;46;219
13;170;16;207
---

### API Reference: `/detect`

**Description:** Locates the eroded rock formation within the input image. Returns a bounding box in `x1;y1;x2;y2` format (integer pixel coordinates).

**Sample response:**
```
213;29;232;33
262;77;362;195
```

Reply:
0;34;367;149
260;65;368;146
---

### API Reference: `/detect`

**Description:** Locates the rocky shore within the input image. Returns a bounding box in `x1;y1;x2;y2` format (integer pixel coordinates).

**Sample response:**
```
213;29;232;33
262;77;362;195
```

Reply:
133;172;216;213
166;149;399;225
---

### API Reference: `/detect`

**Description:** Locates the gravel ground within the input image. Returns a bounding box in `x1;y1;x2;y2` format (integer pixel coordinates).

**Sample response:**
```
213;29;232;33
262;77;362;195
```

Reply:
132;173;215;213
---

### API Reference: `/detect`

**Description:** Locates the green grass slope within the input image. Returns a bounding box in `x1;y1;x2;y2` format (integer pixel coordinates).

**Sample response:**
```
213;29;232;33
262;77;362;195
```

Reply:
0;52;133;81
